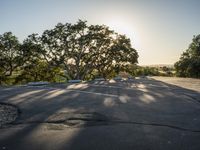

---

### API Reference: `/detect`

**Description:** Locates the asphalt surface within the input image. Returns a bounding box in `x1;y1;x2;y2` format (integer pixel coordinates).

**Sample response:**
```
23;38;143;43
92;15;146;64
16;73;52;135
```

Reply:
0;77;200;150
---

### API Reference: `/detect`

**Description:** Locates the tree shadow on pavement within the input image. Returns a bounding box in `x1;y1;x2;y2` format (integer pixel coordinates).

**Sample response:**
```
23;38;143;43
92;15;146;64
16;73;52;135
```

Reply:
0;78;200;150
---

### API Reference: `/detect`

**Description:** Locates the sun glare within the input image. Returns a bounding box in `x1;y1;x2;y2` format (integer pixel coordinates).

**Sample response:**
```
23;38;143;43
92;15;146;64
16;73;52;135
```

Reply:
106;19;140;49
106;19;131;36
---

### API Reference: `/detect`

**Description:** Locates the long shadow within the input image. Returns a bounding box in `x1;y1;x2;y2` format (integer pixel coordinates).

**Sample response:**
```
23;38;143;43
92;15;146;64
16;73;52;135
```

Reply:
0;77;200;150
61;78;200;150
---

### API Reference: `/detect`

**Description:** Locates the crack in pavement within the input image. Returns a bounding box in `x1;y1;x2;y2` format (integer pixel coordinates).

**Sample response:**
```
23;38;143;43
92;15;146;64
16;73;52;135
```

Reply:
9;118;200;133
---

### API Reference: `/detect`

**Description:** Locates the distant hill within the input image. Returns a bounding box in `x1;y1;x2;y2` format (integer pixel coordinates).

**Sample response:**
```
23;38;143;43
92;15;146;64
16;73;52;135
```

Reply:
141;64;174;68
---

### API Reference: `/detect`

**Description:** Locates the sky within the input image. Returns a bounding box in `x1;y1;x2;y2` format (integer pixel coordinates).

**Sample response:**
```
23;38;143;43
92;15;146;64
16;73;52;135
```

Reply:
1;0;200;65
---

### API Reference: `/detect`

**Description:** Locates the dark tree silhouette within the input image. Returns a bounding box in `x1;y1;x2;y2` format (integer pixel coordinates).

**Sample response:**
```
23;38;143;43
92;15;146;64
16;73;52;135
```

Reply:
40;20;138;80
175;34;200;78
0;32;22;84
0;20;139;84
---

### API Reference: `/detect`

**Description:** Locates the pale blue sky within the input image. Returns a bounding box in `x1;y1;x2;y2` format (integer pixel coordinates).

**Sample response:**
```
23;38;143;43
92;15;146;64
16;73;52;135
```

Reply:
1;0;200;65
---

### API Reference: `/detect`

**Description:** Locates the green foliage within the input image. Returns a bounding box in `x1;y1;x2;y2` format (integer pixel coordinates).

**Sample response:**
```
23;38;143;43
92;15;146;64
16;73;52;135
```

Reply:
175;35;200;78
41;20;138;80
0;20;139;85
133;66;159;76
125;65;174;77
0;32;22;84
15;60;63;84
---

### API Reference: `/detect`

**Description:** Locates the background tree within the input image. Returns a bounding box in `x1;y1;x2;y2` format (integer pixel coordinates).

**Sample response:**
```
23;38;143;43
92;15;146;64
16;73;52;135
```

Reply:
0;20;139;84
15;34;63;83
41;21;87;80
41;20;138;80
0;32;22;84
175;34;200;78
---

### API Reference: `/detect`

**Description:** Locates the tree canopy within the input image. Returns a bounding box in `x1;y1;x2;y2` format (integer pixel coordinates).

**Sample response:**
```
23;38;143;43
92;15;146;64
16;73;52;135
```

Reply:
0;32;23;84
175;34;200;78
0;20;139;84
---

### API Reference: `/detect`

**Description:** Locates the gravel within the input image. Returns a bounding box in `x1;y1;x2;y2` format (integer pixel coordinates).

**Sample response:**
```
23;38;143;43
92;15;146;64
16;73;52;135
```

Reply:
0;103;18;128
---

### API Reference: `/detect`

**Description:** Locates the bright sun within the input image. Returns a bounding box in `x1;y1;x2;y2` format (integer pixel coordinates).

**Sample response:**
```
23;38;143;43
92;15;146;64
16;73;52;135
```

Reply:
106;20;131;36
105;19;140;49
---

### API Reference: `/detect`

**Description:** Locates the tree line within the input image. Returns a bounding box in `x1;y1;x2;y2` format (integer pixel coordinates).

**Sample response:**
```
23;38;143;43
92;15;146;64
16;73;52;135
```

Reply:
1;19;199;85
0;20;139;85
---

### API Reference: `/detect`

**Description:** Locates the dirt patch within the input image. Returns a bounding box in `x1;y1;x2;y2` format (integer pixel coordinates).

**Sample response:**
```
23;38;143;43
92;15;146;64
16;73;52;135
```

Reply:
0;103;19;128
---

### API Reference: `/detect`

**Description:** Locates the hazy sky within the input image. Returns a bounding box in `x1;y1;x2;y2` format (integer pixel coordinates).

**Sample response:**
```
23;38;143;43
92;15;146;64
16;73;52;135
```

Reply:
1;0;200;65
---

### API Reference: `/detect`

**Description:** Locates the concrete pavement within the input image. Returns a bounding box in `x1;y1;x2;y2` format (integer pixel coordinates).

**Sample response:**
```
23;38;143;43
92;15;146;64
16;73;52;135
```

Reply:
0;77;200;150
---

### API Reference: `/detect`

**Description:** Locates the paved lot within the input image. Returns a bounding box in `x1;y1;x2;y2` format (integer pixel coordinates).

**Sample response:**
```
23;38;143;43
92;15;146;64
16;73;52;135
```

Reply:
0;77;200;150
